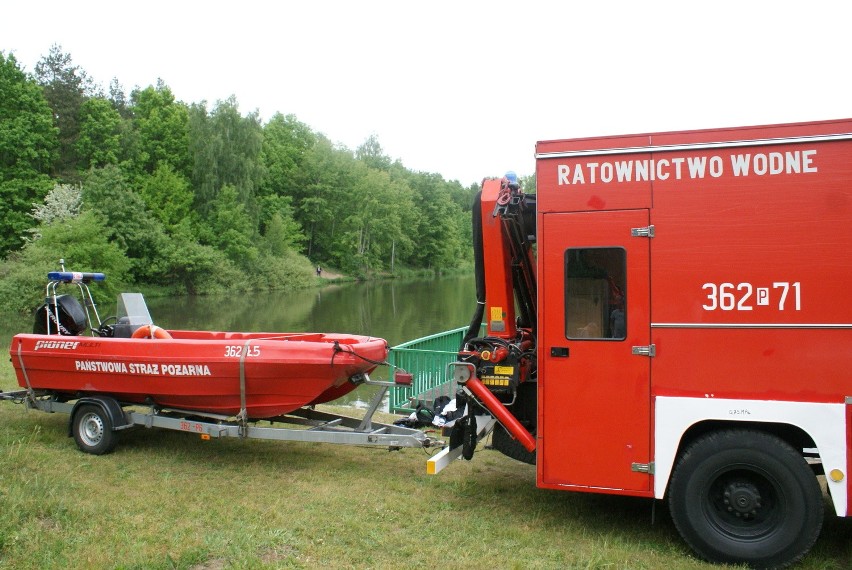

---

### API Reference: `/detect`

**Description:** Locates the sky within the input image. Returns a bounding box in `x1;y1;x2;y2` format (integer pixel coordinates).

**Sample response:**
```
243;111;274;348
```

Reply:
2;0;850;185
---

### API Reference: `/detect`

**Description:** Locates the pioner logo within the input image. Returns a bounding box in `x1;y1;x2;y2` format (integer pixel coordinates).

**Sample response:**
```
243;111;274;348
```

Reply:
34;340;80;351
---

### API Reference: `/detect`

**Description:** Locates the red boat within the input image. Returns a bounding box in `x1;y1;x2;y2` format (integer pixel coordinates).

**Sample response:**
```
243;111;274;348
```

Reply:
9;270;388;419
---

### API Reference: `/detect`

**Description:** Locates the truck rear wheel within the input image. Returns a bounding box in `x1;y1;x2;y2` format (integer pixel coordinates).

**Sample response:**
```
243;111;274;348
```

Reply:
72;404;119;455
491;382;536;465
668;429;823;568
492;424;536;465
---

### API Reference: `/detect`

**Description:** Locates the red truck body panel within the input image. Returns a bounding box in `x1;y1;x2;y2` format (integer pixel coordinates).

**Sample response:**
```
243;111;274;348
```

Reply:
534;119;852;508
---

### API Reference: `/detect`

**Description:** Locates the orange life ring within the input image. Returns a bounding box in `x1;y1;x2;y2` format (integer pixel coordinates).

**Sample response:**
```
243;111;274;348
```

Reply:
131;324;173;340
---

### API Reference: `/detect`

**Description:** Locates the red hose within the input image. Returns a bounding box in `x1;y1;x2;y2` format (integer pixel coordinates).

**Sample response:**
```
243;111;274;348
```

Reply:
465;377;536;453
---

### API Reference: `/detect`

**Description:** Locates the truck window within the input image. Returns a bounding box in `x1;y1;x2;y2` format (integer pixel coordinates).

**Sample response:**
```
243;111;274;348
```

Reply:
565;248;626;340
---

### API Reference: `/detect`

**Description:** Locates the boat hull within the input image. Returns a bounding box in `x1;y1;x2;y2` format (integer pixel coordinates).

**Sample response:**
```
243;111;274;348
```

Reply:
9;331;388;419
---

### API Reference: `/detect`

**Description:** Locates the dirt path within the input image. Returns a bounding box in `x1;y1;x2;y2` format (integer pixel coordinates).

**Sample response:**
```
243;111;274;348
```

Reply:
316;268;343;279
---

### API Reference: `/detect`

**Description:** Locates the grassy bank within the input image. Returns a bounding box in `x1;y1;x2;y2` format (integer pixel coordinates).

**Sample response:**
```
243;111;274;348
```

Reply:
1;372;851;568
313;264;476;283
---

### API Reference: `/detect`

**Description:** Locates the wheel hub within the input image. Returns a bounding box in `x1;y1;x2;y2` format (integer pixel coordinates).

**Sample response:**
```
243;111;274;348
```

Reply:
723;481;762;519
82;413;104;445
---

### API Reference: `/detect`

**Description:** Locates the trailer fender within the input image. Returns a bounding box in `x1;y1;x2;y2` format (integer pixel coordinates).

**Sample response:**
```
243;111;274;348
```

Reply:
68;396;132;437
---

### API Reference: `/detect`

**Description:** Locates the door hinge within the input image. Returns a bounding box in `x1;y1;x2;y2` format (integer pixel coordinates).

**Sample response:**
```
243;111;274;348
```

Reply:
631;344;656;357
631;225;655;238
631;462;655;474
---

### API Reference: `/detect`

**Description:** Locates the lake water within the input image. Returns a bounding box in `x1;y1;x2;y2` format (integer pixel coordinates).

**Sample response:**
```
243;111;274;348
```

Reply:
147;274;474;348
3;275;476;407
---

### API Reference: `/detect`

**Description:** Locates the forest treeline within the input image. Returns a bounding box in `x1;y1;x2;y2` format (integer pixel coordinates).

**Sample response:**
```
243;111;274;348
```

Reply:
1;46;528;313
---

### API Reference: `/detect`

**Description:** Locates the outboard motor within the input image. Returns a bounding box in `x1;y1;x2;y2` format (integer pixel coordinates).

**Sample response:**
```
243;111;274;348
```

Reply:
33;294;88;336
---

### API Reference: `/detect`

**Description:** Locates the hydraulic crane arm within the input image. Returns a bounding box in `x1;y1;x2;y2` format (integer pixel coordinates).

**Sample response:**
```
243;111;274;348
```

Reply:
463;175;537;345
453;174;538;460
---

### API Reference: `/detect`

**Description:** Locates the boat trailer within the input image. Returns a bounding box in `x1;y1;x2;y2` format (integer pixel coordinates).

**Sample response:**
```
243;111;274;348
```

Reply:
0;376;444;455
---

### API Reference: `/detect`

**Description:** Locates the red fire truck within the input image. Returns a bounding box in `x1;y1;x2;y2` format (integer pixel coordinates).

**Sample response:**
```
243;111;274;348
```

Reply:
431;118;852;568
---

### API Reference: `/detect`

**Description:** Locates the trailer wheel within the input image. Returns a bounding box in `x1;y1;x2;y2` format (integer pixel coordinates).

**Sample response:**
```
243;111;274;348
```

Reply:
72;404;119;455
668;429;823;568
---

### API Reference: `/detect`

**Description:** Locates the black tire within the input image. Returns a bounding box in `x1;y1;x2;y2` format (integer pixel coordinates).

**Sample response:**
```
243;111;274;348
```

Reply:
492;424;536;465
72;404;119;455
491;382;536;465
462;415;477;460
668;429;823;569
449;421;464;450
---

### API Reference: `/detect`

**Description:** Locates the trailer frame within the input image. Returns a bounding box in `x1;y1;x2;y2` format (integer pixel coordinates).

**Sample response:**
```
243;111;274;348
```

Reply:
0;377;443;455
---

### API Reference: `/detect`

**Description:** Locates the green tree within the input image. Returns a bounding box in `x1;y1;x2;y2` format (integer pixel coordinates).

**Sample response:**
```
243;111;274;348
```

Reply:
384;177;417;272
405;172;465;270
257;113;313;250
82;165;168;280
2;46;485;282
448;180;479;212
34;44;96;179
355;134;392;171
252;247;316;291
0;210;131;314
139;164;194;232
260;112;315;200
154;227;241;295
108;77;131;119
0;51;58;255
333;162;380;271
331;162;414;273
520;173;536;193
129;81;191;176
76;96;122;169
189;97;264;221
290;136;353;261
208;184;258;269
259;195;305;254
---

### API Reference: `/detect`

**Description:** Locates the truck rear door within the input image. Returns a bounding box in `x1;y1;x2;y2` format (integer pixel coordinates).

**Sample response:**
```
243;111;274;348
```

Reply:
538;209;652;493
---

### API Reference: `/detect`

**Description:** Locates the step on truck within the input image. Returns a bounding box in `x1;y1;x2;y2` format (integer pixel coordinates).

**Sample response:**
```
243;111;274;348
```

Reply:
431;118;852;568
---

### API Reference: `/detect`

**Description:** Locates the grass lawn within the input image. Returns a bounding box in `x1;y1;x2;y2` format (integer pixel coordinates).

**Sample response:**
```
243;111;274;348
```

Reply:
2;373;851;569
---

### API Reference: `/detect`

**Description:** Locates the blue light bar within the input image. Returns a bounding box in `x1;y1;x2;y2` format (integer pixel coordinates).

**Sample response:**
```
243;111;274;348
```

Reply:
48;271;106;284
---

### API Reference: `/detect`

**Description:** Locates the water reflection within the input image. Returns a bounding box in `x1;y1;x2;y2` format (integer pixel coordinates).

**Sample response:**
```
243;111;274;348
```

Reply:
147;275;475;348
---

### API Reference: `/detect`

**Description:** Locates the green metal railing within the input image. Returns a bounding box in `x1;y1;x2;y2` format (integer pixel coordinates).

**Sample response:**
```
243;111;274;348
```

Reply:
387;326;472;413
